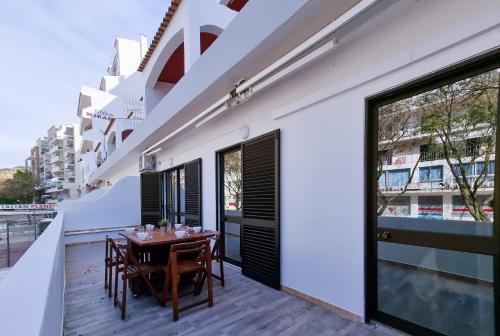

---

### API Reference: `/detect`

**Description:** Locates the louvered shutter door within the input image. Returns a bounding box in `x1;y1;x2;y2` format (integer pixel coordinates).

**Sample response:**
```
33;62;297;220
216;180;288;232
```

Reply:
140;172;161;226
185;158;202;227
241;130;280;289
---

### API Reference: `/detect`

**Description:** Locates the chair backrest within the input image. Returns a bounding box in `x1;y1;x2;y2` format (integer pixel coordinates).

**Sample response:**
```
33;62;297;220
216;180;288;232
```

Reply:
210;232;221;257
170;240;211;264
105;236;112;260
109;237;126;262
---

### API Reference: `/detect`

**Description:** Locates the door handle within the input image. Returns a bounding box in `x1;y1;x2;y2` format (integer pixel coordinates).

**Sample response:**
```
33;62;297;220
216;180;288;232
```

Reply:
377;231;391;240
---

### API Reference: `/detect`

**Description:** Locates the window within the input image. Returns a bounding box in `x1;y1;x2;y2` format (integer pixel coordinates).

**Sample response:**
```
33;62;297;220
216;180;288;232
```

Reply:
378;196;411;217
452;195;494;220
160;159;201;226
452;161;495;183
418;196;443;219
379;169;411;188
378;150;392;166
419;165;443;182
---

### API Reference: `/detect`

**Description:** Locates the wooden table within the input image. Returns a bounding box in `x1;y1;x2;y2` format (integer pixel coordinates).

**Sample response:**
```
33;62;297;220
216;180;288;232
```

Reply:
125;227;217;247
124;227;217;296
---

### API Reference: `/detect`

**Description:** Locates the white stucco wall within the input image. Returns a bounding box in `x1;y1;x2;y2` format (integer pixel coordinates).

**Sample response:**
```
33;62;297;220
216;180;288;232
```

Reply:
151;0;500;319
106;161;139;185
0;213;65;336
60;176;140;244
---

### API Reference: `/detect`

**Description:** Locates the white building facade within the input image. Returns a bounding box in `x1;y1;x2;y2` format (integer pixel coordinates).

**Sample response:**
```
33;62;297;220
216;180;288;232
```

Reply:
14;1;500;335
34;124;81;203
76;36;146;194
84;1;500;334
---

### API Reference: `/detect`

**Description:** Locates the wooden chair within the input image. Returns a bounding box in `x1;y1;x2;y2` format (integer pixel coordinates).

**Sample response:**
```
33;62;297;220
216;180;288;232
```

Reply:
114;241;164;320
162;240;214;321
104;237;112;294
198;233;224;289
211;233;225;286
104;237;126;298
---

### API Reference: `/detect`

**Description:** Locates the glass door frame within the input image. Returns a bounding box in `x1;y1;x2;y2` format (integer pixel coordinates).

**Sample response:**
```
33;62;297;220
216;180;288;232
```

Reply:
365;49;500;336
216;145;243;267
160;165;185;225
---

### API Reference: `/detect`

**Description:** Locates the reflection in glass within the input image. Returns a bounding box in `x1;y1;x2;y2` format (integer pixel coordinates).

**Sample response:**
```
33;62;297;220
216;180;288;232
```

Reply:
378;242;494;336
375;68;499;335
168;170;177;224
179;168;185;223
377;68;498;225
224;222;241;262
223;150;242;216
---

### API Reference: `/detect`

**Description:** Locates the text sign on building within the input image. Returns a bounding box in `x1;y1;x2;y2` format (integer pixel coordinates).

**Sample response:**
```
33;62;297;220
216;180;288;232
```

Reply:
0;204;55;210
84;109;114;120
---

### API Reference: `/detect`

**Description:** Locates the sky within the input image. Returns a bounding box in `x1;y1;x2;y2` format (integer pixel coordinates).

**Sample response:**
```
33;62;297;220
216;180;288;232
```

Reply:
0;0;166;168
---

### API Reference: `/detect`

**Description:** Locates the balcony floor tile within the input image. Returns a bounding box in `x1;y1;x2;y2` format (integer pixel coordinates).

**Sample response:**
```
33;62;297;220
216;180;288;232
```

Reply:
64;242;400;336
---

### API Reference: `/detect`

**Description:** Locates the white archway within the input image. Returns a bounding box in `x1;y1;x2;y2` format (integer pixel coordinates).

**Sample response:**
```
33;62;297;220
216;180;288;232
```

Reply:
107;132;116;157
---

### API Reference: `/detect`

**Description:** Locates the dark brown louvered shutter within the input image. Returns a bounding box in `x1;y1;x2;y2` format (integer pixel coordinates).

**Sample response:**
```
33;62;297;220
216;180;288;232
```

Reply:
184;158;202;227
140;172;161;226
241;130;280;289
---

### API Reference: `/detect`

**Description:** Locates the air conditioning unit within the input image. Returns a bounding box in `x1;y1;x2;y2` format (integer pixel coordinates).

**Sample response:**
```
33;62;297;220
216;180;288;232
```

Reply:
139;154;156;172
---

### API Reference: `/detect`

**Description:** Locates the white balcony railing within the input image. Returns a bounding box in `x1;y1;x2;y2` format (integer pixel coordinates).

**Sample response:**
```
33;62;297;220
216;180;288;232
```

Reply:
116;118;142;142
51;156;63;164
49;145;64;154
0;213;64;335
0;176;140;334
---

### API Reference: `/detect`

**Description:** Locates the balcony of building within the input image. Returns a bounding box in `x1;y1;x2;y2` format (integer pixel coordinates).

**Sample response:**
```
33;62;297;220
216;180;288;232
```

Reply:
51;165;64;175
49;144;64;154
49;136;63;146
50;155;64;164
64;138;74;149
45;182;63;193
64;160;75;170
0;201;392;336
64;176;76;184
63;242;385;336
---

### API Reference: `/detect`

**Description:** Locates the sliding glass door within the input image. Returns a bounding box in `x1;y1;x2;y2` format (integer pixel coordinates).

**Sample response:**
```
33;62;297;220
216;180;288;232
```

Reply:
367;55;500;335
217;130;281;289
219;147;243;266
163;167;185;225
156;159;200;227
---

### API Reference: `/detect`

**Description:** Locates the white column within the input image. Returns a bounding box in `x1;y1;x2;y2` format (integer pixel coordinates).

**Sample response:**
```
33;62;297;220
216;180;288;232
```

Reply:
410;194;419;218
183;3;200;72
442;193;453;220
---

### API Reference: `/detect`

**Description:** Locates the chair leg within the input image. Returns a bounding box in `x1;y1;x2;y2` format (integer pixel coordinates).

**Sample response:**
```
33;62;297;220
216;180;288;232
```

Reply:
219;257;225;287
104;241;108;289
104;260;108;290
206;265;214;308
172;275;179;322
108;263;113;298
121;276;127;320
161;270;171;307
194;270;204;295
114;265;119;307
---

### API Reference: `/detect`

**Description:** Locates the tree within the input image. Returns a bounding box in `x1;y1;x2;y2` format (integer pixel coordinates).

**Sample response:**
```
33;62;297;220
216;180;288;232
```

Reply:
376;100;432;216
377;68;499;221
418;70;499;221
224;151;242;211
0;170;34;204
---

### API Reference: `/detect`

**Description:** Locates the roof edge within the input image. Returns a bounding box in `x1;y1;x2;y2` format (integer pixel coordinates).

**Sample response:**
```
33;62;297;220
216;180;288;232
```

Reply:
137;0;182;72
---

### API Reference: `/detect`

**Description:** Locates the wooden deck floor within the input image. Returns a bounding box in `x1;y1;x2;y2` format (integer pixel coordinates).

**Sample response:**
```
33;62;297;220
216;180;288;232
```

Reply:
64;242;399;336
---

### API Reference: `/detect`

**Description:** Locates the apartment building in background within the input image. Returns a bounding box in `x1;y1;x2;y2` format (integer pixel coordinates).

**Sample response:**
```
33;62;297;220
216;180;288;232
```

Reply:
29;124;82;203
378;139;495;221
76;36;146;195
29;145;39;181
32;137;49;193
